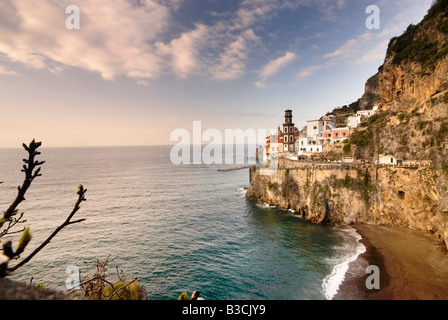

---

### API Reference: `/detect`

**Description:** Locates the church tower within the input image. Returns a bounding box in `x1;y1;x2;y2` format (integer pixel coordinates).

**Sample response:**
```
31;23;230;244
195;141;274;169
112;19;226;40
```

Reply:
282;109;295;152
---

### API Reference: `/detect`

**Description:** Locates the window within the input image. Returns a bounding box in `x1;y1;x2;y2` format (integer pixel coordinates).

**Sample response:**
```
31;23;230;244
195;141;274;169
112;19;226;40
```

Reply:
285;136;288;142
290;126;293;133
290;135;293;142
285;127;288;133
313;126;317;130
335;133;339;137
343;132;346;137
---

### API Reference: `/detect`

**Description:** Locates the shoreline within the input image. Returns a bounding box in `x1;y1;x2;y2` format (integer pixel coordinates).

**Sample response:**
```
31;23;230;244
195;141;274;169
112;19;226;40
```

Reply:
333;223;448;300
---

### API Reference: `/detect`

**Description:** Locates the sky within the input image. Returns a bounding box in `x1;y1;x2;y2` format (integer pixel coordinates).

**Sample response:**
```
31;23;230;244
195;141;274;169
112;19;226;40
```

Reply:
0;0;434;148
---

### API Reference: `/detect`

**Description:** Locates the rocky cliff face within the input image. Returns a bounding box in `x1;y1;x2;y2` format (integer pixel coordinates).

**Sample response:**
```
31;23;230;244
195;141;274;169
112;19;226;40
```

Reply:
358;73;381;110
246;166;448;247
246;0;448;250
378;2;448;106
343;0;448;163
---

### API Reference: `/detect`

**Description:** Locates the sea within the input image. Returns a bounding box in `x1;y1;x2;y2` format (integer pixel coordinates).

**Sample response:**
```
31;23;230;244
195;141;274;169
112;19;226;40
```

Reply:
0;145;365;300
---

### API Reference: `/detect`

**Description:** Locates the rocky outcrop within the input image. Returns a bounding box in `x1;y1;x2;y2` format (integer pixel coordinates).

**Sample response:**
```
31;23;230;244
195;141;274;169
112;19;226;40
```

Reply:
340;0;448;163
359;73;382;110
246;166;448;248
0;278;84;300
378;2;448;106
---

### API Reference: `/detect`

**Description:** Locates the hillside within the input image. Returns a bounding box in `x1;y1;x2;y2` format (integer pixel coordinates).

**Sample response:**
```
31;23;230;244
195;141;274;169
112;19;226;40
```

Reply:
246;0;448;249
344;0;448;163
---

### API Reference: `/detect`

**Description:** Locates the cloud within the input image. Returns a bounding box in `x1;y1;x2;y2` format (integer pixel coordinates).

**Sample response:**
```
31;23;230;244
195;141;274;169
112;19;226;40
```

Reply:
0;65;18;75
297;64;325;80
259;51;297;79
210;29;259;80
0;0;171;80
0;0;345;82
156;24;210;78
254;81;267;88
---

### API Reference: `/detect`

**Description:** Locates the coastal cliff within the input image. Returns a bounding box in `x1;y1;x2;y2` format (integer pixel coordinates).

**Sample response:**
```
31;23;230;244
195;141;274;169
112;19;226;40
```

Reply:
347;0;448;163
246;165;448;247
245;0;448;247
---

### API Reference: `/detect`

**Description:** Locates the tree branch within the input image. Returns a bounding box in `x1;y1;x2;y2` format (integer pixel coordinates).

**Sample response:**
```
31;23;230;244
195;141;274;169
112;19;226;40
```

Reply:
1;140;43;239
6;185;87;274
3;140;44;221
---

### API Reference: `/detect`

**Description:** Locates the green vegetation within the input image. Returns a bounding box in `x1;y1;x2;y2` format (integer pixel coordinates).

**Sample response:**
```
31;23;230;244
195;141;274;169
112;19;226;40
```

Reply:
99;281;143;300
416;120;431;131
436;121;448;145
368;114;379;124
331;170;376;202
438;17;448;34
387;0;448;69
349;128;373;150
343;143;351;155
424;0;448;23
268;181;279;191
442;164;448;178
397;112;411;121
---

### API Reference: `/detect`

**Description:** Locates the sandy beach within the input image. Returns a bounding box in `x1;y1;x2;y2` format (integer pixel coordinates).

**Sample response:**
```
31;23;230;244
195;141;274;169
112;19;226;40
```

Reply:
334;224;448;300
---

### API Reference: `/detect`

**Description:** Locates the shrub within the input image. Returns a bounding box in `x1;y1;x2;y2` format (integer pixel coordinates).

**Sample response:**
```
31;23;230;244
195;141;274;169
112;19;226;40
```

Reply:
368;114;379;124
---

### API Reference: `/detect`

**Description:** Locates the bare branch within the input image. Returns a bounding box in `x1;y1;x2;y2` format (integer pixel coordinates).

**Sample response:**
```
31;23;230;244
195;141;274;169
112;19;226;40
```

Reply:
2;140;44;222
6;185;87;274
106;277;139;300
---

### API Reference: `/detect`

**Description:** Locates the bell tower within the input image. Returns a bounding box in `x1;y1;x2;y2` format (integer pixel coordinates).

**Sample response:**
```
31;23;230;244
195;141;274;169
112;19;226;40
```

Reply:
282;109;295;152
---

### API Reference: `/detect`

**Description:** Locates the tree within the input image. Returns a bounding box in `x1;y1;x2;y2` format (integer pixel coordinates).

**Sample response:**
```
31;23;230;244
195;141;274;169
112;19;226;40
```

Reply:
0;140;87;278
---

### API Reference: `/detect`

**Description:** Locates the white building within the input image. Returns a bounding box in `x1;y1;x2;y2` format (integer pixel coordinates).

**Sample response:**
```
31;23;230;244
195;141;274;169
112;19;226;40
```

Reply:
378;154;396;164
347;115;361;128
356;106;379;119
306;120;324;137
296;136;323;155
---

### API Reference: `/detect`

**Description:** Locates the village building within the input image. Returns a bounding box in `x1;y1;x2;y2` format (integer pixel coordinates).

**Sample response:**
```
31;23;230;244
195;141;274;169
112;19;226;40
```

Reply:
330;127;350;143
347;115;361;128
378;154;397;164
356;105;379;120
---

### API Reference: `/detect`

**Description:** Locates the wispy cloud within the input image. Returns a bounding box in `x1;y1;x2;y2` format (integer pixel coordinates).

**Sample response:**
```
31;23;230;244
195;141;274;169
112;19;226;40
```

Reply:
0;0;170;80
0;0;306;82
255;51;297;87
259;51;298;79
156;23;210;79
210;29;260;80
297;64;326;80
0;65;18;75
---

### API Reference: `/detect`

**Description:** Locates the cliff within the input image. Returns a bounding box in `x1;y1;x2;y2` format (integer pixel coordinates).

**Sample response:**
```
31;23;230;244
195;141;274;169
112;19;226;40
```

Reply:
345;0;448;163
246;1;448;248
246;165;448;247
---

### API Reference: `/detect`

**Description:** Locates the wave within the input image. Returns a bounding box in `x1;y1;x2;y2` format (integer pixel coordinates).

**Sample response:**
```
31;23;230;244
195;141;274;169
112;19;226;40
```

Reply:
321;226;366;300
237;187;247;197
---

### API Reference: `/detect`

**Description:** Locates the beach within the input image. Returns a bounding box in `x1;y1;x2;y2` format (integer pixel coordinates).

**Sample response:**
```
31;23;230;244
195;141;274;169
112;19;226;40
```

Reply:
334;224;448;300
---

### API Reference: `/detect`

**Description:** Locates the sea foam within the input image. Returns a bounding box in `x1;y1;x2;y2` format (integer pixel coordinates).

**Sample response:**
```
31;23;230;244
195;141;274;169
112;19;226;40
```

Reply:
322;227;366;300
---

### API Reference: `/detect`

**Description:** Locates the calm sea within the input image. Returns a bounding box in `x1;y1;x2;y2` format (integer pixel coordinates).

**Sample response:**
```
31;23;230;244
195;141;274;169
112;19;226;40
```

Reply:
0;145;364;300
